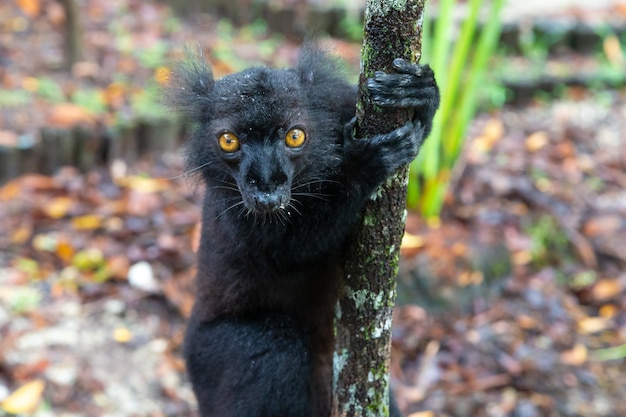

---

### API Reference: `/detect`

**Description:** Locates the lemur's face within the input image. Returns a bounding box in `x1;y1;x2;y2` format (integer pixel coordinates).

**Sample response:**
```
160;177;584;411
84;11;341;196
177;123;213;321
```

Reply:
191;67;342;219
213;126;307;214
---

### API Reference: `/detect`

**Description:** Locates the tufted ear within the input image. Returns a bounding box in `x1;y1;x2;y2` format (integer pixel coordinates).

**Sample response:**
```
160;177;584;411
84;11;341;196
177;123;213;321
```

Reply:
164;47;215;120
296;42;343;86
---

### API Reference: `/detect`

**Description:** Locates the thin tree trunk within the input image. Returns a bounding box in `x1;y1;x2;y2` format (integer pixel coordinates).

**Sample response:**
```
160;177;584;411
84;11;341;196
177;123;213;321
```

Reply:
333;1;426;416
60;0;83;70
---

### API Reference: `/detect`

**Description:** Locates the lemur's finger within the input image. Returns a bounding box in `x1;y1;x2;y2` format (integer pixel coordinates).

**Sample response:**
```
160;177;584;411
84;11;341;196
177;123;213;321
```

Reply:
392;60;435;80
343;116;357;141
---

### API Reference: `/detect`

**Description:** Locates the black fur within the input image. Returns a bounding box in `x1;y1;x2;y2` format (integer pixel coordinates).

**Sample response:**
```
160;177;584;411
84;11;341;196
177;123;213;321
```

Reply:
167;45;439;417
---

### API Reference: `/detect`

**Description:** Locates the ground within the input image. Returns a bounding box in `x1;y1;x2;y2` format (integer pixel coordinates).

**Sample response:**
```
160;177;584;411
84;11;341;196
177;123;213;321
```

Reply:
1;1;626;416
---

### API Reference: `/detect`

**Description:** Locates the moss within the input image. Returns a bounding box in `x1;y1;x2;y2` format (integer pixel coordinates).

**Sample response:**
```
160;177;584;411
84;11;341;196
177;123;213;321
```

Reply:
367;0;410;18
335;2;425;416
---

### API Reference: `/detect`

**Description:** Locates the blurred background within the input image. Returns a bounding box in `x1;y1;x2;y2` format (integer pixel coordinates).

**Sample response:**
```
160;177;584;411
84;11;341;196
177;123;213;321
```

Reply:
1;0;626;416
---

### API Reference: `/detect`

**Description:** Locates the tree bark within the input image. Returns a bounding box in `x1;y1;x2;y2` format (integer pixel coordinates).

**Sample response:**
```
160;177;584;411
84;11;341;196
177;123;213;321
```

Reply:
60;0;83;70
333;1;426;416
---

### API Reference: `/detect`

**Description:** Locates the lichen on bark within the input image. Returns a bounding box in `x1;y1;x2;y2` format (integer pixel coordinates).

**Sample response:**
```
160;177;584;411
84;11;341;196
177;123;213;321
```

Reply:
332;1;427;416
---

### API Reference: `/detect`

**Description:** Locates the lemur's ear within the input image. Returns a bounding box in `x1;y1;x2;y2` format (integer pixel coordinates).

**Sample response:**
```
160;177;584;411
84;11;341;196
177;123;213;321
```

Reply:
296;41;343;86
164;46;215;120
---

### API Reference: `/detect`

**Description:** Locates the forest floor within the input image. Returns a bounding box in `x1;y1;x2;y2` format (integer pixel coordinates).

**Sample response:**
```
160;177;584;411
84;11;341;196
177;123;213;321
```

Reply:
1;1;626;417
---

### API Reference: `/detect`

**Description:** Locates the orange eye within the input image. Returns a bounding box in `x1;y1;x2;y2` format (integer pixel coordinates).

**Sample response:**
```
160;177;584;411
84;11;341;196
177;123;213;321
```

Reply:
218;132;240;153
285;128;306;148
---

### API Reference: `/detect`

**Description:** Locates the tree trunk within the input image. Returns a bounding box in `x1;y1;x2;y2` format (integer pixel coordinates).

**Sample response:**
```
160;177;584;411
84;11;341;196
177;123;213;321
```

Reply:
332;1;426;416
60;0;83;70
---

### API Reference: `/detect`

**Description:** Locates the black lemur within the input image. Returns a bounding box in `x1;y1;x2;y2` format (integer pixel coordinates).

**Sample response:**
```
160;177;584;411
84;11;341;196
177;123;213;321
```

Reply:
167;44;439;417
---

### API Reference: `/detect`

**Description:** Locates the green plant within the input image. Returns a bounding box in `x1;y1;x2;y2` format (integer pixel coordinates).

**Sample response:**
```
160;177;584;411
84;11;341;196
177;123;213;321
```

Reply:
130;82;166;119
526;215;571;267
408;0;505;217
71;89;107;114
0;89;32;107
136;40;169;69
36;77;66;103
339;12;363;42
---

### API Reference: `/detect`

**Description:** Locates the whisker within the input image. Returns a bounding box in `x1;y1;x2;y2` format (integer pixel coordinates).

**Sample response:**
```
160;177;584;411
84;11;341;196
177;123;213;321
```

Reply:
211;185;241;193
162;161;214;180
287;202;302;216
291;178;342;191
292;192;331;201
216;201;245;219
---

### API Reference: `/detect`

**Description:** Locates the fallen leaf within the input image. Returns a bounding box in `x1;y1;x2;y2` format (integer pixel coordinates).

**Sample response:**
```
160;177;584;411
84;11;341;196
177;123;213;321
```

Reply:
71;214;103;230
577;317;611;334
401;232;425;250
591;279;623;302
55;239;75;263
119;176;168;193
11;226;32;245
408;412;436;417
525;131;549;153
583;215;623;237
511;250;532;265
0;180;22;201
154;66;171;85
43;197;74;219
1;379;45;415
469;119;504;155
457;271;483;286
0;130;18;146
16;0;41;18
72;248;105;271
604;35;624;65
128;261;160;292
19;174;57;191
21;76;39;92
103;82;126;109
48;103;94;127
599;304;618;319
106;256;130;280
32;233;57;252
561;343;588;366
113;327;133;343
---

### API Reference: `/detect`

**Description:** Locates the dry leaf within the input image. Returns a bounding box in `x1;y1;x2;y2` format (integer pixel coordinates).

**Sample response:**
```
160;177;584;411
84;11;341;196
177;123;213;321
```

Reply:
17;0;41;18
1;379;45;414
591;279;623;302
0;180;22;201
408;412;436;417
458;271;483;286
561;343;588;366
71;214;103;230
599;304;618;319
113;327;133;343
401;232;425;250
119;176;168;193
0;130;18;147
604;35;624;66
11;226;32;245
154;66;171;85
103;82;126;109
583;215;623;237
48;103;94;127
511;250;532;265
20;174;57;191
577;317;611;334
517;314;538;329
56;239;75;263
43;197;74;219
21;76;38;92
525;131;549;153
470;119;504;155
106;255;130;280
